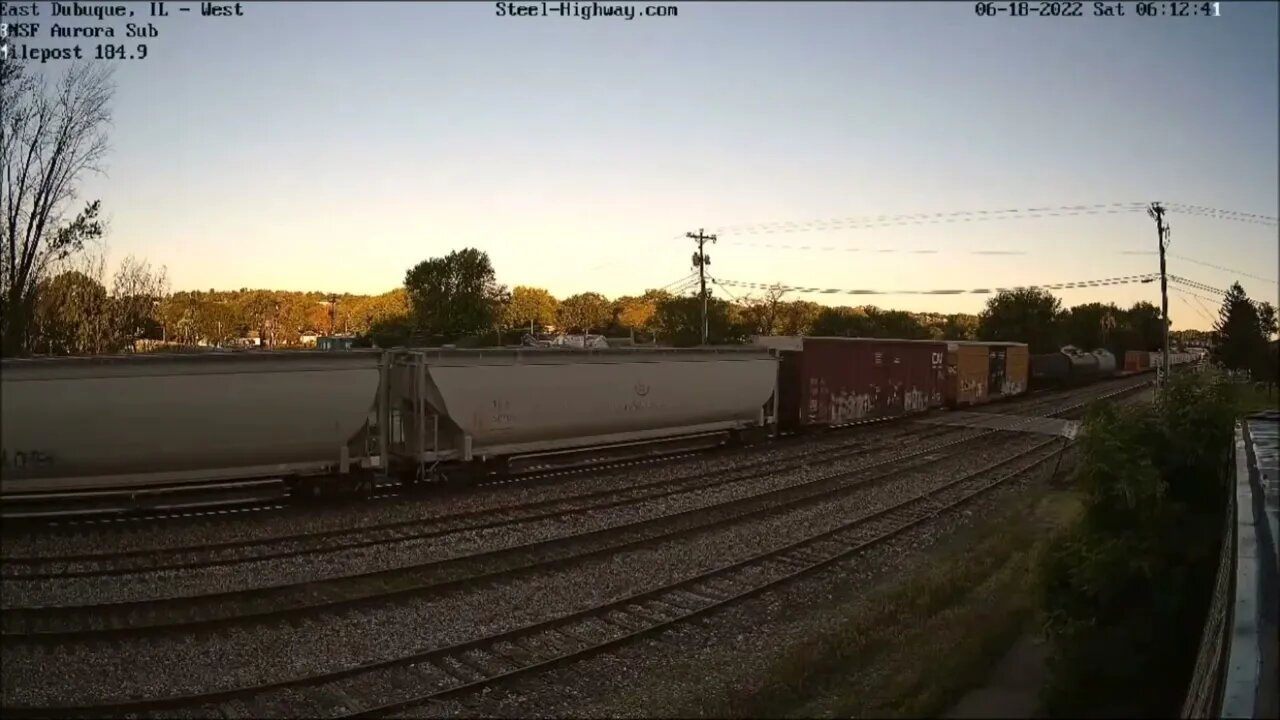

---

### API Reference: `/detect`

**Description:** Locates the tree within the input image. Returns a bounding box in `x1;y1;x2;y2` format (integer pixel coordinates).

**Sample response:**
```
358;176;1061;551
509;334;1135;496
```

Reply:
937;313;979;340
504;285;559;332
738;284;787;336
1211;282;1266;374
653;295;747;346
107;255;168;351
1119;301;1163;353
1;62;115;356
403;248;505;341
1257;301;1278;341
776;299;823;336
557;292;612;334
977;288;1063;353
30;269;109;354
1039;373;1234;717
1061;302;1120;351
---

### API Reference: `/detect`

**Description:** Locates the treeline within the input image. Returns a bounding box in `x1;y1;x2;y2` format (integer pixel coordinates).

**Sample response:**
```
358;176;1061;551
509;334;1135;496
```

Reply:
10;246;1276;357
1038;371;1237;716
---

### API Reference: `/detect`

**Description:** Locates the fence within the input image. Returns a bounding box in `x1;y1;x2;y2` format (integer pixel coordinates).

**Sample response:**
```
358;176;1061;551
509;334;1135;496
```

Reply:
1182;411;1280;719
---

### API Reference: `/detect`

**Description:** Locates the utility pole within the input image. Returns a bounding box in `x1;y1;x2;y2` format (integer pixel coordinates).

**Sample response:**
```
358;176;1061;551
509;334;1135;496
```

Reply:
687;228;717;345
1148;202;1171;387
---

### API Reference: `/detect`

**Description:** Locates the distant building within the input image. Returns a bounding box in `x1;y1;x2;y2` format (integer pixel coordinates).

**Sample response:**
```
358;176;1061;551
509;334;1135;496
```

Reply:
299;332;319;347
317;335;356;351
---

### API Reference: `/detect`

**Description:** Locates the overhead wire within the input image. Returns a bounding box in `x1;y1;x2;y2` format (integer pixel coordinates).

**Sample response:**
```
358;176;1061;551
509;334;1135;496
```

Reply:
668;202;1151;241
711;273;1161;297
1164;203;1279;226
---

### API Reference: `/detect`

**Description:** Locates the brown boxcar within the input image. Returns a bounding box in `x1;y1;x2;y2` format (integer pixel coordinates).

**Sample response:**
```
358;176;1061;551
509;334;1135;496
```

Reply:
1124;350;1151;373
775;337;947;431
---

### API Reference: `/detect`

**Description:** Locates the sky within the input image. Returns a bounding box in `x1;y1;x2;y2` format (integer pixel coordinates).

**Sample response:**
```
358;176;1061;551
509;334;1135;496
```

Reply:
9;0;1279;330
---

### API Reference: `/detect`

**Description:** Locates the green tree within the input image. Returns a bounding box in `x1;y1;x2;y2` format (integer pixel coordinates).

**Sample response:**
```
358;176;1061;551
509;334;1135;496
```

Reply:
30;270;110;354
1210;282;1266;374
810;305;873;337
977;288;1063;353
1257;301;1278;341
1061;302;1120;351
504;285;559;332
1039;372;1234;717
653;295;747;346
106;255;168;351
938;313;979;340
403;248;505;341
776;300;823;336
556;292;612;334
737;284;787;335
1;62;115;356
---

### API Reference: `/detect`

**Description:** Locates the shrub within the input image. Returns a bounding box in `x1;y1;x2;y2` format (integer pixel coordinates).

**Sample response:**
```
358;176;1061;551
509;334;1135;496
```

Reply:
1037;373;1233;717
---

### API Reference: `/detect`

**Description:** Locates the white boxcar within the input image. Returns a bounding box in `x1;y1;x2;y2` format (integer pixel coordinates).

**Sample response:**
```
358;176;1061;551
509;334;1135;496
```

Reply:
1;351;384;495
386;348;779;474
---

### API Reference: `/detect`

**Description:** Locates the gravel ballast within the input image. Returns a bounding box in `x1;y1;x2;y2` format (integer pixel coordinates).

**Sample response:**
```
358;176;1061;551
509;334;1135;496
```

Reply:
1;433;1051;706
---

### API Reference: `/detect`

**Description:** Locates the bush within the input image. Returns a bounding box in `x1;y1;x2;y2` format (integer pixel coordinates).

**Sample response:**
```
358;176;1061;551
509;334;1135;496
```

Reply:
1037;373;1234;717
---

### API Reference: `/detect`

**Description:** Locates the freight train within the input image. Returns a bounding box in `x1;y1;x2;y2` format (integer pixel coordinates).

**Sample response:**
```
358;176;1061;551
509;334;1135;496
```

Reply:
0;337;1158;503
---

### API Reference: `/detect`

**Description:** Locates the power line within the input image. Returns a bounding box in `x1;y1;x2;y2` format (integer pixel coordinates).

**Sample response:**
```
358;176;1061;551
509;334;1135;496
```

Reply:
1170;285;1224;310
1172;289;1216;325
696;202;1150;238
1167;253;1278;285
1164;203;1279;226
656;272;698;293
710;273;1160;297
709;240;1028;255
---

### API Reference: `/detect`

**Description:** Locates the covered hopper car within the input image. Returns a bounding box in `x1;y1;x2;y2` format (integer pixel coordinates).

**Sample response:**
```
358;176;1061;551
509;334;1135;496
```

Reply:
1;347;780;498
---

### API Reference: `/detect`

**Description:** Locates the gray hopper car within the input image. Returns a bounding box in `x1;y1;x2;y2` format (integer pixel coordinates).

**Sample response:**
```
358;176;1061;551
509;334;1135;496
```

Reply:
1;347;779;498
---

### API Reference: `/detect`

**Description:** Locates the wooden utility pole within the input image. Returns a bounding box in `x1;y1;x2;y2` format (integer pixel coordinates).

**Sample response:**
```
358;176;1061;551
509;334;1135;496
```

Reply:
687;229;717;345
1148;202;1171;386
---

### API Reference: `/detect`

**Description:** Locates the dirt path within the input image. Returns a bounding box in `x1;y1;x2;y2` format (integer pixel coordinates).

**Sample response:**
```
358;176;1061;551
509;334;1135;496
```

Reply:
942;623;1048;718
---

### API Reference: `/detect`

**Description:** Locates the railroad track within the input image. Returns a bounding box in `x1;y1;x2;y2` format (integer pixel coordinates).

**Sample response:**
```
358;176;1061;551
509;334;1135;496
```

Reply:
0;420;1081;719
0;428;1016;639
2;376;1144;578
0;380;1146;644
1;374;1147;530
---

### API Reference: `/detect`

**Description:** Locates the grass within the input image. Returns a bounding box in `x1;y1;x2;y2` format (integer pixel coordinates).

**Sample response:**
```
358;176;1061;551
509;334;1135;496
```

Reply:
1229;381;1280;415
707;489;1085;719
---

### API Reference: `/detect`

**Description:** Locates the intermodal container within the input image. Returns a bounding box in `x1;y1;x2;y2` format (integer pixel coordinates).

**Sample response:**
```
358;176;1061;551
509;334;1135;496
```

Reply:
946;342;991;406
777;337;947;431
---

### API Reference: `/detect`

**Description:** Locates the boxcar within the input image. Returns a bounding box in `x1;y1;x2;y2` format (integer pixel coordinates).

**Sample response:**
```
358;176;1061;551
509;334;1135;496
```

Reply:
944;341;1030;407
774;337;947;431
1124;350;1151;373
946;342;991;406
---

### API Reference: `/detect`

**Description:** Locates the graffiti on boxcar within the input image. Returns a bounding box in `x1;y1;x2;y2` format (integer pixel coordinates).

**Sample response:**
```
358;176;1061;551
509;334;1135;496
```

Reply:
1002;380;1025;397
960;379;985;399
904;388;928;413
1;449;56;471
829;390;874;423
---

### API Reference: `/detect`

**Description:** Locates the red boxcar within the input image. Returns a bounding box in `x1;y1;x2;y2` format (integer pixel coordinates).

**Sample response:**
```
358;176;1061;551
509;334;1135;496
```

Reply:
774;337;948;432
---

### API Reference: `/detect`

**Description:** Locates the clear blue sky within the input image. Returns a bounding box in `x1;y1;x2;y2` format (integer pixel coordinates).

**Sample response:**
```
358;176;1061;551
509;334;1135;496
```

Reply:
16;0;1280;330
